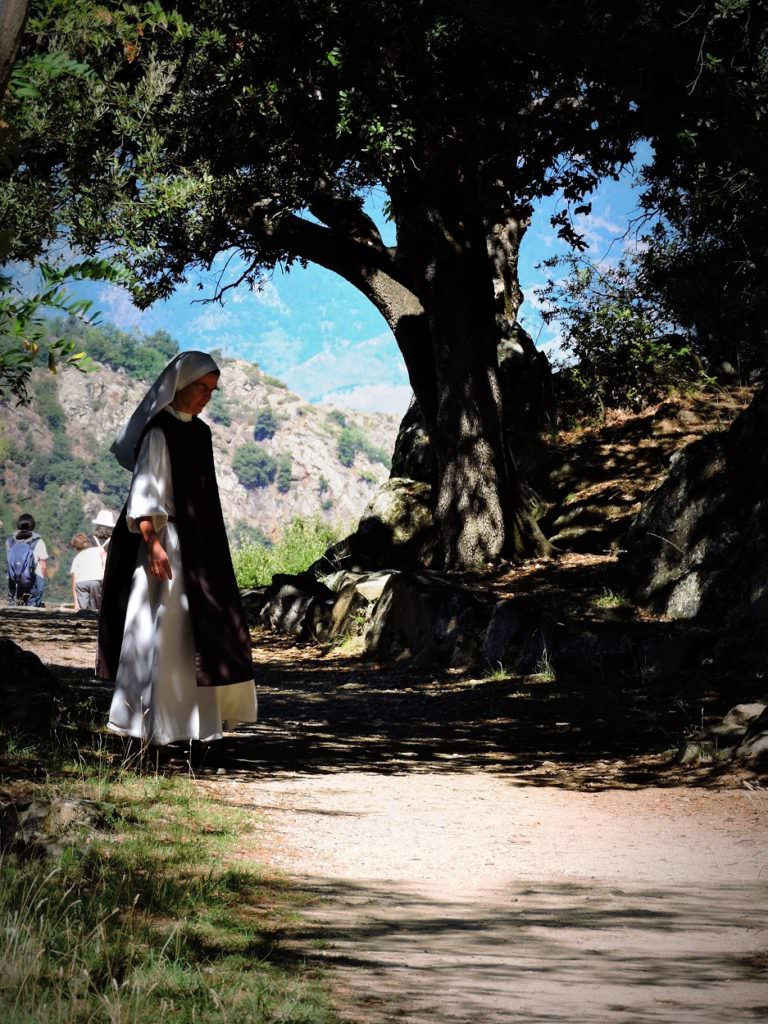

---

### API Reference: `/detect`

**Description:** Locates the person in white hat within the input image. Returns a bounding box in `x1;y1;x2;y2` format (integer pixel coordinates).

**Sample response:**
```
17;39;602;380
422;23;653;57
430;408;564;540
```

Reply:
97;351;257;749
91;509;116;553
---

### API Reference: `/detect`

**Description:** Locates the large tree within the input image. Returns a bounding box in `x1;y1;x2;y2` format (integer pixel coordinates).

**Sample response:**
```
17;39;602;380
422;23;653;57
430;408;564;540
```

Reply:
1;0;638;568
451;0;768;376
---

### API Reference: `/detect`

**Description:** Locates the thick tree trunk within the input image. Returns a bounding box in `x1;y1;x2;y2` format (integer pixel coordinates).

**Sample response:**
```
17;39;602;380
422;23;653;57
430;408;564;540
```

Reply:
395;178;550;569
0;0;29;94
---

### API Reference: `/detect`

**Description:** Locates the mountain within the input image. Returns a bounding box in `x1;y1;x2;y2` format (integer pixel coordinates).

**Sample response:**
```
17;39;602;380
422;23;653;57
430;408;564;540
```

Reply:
0;357;400;603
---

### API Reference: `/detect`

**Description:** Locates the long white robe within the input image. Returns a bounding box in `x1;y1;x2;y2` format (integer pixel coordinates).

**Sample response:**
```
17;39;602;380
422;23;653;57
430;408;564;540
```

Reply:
107;411;257;745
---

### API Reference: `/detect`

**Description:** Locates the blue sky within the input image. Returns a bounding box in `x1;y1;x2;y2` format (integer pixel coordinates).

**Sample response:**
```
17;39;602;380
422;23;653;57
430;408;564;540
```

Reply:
57;164;648;417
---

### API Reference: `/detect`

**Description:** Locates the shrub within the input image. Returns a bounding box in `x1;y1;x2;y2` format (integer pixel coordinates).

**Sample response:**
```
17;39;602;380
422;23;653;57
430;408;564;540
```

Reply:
232;444;277;488
229;521;272;550
233;517;339;588
326;408;347;428
207;388;232;426
253;405;279;440
337;424;390;468
276;453;292;493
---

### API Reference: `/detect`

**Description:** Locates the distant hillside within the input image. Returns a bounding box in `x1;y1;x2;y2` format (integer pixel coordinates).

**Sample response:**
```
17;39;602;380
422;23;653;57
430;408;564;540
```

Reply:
1;350;399;604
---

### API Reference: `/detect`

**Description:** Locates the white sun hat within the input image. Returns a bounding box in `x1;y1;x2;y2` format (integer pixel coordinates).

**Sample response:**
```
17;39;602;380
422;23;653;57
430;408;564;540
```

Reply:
92;510;117;528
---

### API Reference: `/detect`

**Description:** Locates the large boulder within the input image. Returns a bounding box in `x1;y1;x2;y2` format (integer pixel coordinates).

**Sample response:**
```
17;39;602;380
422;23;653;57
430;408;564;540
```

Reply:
364;573;494;668
0;639;63;736
622;386;768;631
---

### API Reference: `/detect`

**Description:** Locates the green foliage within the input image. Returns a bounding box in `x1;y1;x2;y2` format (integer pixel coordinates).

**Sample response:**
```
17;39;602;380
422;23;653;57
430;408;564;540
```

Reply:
232;444;277;489
80;448;131;503
538;254;703;418
253;404;279;441
233;517;339;588
276;453;292;493
53;317;179;381
0;260;129;404
326;409;347;428
336;424;390;468
206;386;232;425
317;474;330;495
229;521;272;551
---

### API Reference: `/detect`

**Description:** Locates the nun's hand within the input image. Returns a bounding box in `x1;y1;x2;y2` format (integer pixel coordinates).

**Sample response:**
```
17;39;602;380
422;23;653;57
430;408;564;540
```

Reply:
147;537;173;581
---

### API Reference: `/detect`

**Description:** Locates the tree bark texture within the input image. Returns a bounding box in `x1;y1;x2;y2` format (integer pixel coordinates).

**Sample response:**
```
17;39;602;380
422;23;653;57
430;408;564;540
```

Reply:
0;0;28;95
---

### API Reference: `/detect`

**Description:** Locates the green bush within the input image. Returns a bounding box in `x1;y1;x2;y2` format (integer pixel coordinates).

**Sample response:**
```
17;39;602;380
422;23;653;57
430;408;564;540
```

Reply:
336;425;390;468
229;521;272;550
81;449;130;502
253;405;279;440
326;408;347;428
538;254;703;419
276;453;292;492
232;444;277;488
233;517;339;588
206;388;232;426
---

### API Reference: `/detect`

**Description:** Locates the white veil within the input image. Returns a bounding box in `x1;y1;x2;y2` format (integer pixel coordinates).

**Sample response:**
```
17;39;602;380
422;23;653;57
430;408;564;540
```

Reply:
111;350;220;470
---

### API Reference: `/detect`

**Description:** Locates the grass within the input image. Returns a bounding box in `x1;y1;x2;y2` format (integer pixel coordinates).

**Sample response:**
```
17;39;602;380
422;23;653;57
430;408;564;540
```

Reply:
591;588;632;610
0;731;340;1024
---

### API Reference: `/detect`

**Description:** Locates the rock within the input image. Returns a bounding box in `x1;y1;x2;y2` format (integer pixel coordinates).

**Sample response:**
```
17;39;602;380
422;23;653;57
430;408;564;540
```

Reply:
257;573;336;641
710;702;767;738
734;705;768;765
622;386;768;634
0;639;63;735
364;573;493;668
327;583;372;641
0;796;106;860
347;478;438;571
482;599;556;675
240;587;270;627
676;701;768;767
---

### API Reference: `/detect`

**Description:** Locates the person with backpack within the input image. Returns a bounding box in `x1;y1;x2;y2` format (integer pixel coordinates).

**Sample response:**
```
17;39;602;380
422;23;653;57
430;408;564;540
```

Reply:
6;513;48;606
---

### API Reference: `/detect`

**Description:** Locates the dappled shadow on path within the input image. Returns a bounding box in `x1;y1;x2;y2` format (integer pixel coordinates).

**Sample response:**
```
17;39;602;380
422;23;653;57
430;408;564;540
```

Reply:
1;559;761;791
281;876;768;1024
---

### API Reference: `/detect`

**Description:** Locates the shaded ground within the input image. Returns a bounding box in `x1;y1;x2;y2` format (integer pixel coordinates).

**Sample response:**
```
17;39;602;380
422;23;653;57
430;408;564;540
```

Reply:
1;389;765;1021
1;598;766;1023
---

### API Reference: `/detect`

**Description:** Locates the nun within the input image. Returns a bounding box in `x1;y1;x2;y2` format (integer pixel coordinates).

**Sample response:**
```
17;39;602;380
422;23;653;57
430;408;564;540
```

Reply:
97;351;257;747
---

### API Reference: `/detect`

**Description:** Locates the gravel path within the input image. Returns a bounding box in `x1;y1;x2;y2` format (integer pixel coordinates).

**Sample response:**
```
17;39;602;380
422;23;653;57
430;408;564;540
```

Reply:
3;608;767;1023
212;770;767;1024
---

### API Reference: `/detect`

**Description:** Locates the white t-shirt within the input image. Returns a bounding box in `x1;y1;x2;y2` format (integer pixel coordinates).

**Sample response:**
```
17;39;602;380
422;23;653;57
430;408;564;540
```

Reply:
70;546;106;584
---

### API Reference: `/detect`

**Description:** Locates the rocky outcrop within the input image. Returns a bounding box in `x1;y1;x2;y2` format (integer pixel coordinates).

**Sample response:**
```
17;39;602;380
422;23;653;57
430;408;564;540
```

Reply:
622;386;768;630
0;638;62;735
678;701;768;767
364;573;493;668
311;478;438;574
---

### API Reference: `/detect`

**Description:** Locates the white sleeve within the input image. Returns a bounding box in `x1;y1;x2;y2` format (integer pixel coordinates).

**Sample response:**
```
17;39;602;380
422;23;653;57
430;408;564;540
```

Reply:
125;427;176;534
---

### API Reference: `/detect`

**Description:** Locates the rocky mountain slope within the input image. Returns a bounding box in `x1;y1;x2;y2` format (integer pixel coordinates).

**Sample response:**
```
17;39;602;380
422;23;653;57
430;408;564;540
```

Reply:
1;357;399;599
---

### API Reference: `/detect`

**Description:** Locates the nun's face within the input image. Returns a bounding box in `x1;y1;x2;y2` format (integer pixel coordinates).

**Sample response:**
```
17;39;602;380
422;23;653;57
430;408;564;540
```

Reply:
172;372;219;415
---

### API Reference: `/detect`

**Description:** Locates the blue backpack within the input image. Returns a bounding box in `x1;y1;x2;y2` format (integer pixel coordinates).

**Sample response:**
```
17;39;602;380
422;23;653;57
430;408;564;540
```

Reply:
7;538;36;595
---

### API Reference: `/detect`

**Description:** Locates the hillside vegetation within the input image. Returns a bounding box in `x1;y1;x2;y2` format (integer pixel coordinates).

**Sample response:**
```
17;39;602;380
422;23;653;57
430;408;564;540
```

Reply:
0;319;398;603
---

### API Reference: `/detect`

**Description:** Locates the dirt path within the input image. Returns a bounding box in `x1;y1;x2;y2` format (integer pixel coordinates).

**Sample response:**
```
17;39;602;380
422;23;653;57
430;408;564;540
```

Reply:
3;609;767;1023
